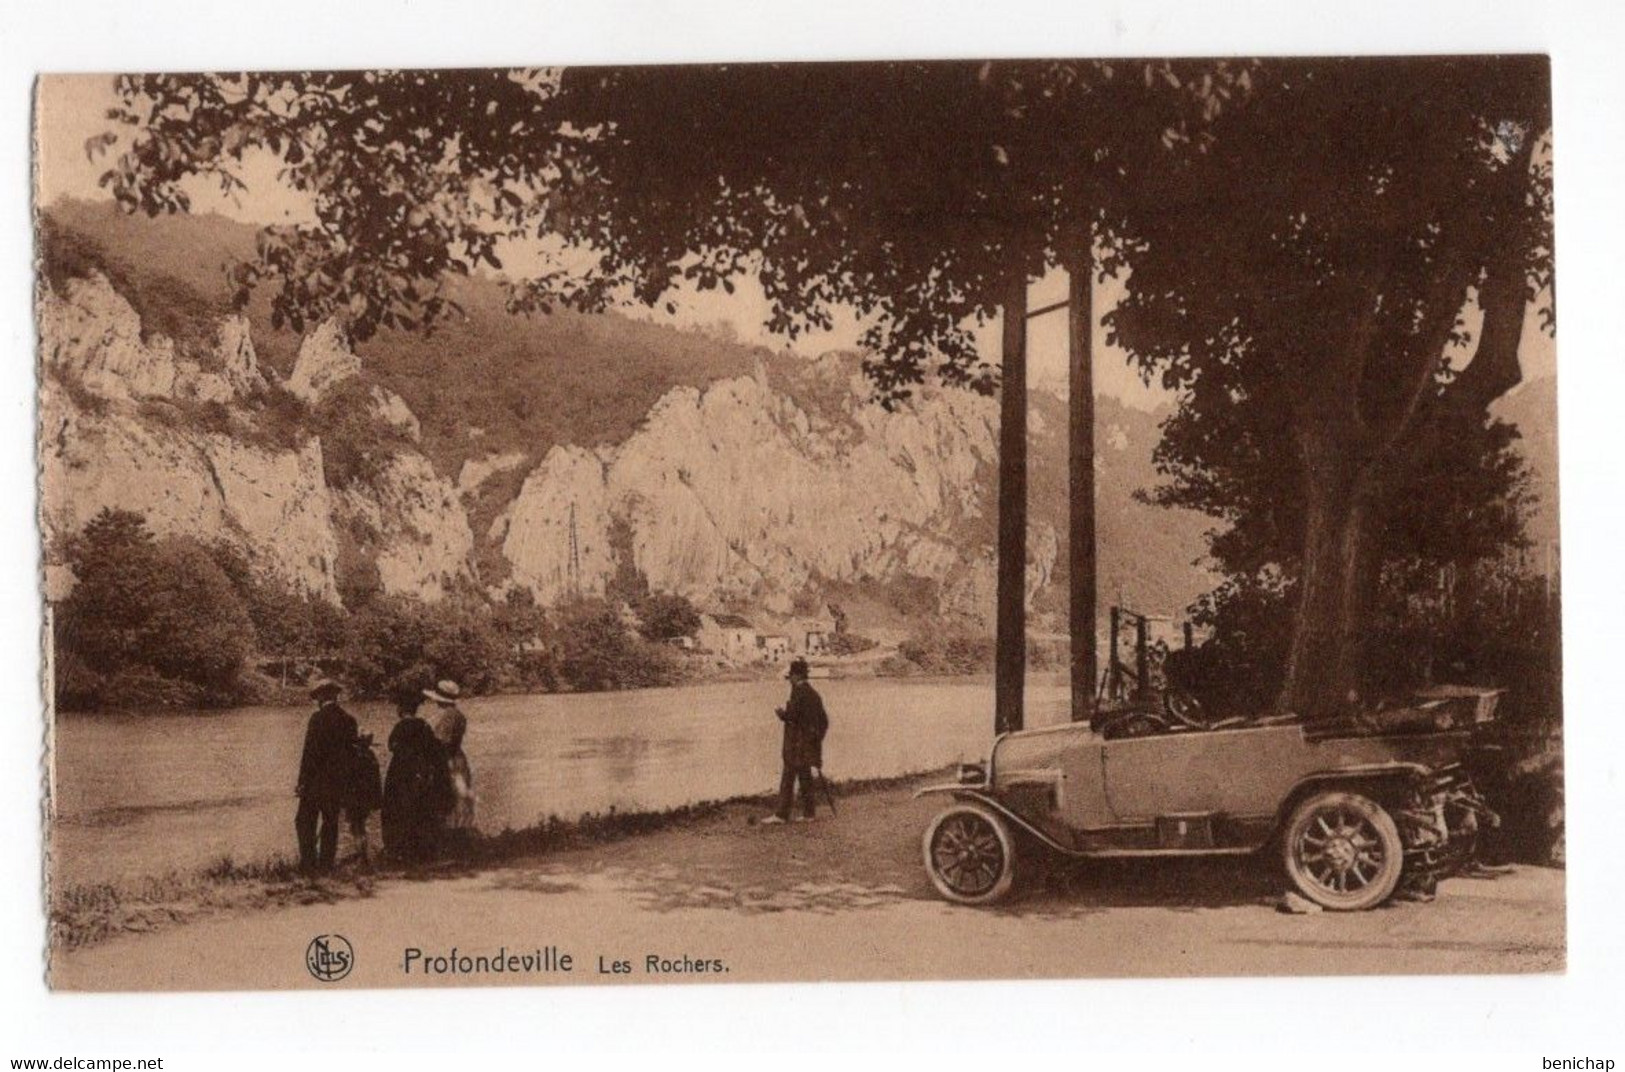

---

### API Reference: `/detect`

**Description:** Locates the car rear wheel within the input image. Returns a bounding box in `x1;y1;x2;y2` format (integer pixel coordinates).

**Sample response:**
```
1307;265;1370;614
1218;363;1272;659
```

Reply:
1282;790;1404;911
923;802;1017;905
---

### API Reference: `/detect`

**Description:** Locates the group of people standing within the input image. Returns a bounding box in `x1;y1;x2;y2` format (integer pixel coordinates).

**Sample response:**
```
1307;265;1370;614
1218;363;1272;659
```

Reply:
294;677;476;873
294;656;833;872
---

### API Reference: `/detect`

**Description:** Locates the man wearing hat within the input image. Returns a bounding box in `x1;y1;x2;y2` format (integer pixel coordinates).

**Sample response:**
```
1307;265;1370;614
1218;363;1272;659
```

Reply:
296;679;360;873
763;658;830;825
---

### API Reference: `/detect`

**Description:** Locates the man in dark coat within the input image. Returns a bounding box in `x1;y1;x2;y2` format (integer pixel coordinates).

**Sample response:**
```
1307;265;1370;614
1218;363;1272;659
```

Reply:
763;658;829;824
296;679;360;873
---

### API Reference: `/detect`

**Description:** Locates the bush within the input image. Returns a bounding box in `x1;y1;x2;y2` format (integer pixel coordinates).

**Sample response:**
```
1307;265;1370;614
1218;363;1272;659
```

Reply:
51;507;700;709
55;510;257;708
342;596;512;699
311;379;411;489
1170;559;1562;724
139;539;257;693
38;214;226;358
554;598;683;692
876;653;920;677
52;649;105;711
634;592;702;642
205;540;346;656
896;626;994;675
98;666;209;709
50;368;110;418
1162;573;1292;719
243;383;311;452
825;631;879;657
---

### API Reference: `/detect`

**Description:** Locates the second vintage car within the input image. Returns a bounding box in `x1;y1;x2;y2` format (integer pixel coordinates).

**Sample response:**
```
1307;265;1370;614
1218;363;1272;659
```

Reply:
918;690;1500;911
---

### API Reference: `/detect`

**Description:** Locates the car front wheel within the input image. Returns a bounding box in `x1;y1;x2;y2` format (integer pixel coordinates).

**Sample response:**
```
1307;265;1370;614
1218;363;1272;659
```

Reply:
923;802;1017;905
1282;790;1405;911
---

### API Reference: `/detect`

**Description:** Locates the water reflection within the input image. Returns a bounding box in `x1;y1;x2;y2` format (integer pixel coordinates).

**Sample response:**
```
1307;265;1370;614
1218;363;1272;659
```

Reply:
556;736;696;786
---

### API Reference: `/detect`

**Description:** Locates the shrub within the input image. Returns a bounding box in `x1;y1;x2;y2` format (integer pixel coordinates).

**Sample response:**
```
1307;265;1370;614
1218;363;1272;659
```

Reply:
635;592;702;642
55;510;256;708
243;383;311;452
825;631;879;657
52;649;106;711
49;368;109;418
604;514;650;607
311;379;411;489
139;539;257;693
896;626;994;675
98;666;209;709
51;507;699;709
205;540;346;656
38;214;227;358
553;598;683;692
341;596;511;699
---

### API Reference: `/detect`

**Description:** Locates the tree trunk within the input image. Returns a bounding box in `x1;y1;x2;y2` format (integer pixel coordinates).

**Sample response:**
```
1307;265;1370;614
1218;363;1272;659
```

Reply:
1277;429;1380;720
1276;134;1535;719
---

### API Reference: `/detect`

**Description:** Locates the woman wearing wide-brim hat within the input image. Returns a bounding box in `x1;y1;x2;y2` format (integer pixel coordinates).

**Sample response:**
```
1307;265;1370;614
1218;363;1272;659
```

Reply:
424;679;476;851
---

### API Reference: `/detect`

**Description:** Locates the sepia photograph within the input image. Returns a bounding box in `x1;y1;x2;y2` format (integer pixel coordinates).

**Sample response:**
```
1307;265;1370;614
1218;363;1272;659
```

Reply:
32;55;1565;992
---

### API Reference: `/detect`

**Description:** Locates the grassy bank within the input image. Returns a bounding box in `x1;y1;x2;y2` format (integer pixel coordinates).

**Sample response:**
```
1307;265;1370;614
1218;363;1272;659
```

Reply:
49;767;948;954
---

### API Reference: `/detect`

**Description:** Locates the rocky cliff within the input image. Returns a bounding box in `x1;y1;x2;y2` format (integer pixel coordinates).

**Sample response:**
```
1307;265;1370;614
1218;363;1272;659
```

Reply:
39;272;472;603
37;220;1218;631
41;199;1566;640
494;359;1056;618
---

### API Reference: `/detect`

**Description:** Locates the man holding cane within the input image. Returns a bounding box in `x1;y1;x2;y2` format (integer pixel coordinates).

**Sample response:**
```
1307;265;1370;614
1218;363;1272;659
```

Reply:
761;658;830;825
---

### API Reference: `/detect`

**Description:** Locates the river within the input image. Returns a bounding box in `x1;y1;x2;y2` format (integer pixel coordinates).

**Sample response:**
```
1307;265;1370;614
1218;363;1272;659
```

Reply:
49;676;1069;889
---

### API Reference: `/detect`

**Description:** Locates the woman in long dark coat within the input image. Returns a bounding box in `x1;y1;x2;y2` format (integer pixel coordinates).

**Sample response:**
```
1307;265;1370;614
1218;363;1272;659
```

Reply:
381;694;451;862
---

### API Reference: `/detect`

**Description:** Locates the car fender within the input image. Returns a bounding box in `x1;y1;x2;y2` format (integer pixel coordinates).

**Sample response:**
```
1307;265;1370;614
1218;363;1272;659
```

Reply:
914;782;983;799
914;786;1077;856
1275;762;1432;824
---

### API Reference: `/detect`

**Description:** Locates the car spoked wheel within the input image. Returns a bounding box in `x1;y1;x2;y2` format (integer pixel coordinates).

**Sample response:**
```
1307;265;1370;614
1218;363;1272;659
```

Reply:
1283;790;1404;911
923;803;1017;905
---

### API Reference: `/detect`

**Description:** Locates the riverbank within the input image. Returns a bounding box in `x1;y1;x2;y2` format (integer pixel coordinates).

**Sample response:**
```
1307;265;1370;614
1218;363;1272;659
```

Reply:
49;767;944;954
52;677;1068;889
50;766;1565;990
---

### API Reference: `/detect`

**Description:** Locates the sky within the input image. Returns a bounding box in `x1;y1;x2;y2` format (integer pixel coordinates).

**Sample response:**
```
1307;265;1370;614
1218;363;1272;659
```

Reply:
33;73;1555;408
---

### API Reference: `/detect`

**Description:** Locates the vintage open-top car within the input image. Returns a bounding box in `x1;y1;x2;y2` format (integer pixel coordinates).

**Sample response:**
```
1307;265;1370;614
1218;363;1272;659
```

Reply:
919;689;1501;911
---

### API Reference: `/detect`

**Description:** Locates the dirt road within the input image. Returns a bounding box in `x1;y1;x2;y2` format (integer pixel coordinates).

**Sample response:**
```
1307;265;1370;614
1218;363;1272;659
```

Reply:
51;777;1564;990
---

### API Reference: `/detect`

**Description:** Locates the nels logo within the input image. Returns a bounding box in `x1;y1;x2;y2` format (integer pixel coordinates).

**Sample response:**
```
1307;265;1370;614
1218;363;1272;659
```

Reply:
305;934;355;982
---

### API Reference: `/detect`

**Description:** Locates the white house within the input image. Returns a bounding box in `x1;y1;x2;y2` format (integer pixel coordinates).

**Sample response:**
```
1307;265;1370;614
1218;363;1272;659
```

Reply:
698;613;758;664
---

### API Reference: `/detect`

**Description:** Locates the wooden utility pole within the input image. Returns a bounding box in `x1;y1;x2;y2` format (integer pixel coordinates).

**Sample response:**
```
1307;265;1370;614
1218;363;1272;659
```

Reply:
994;272;1029;736
1066;248;1097;722
994;239;1097;733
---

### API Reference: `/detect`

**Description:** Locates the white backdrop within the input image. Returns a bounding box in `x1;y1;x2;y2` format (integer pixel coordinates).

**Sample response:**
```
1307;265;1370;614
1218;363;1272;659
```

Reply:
2;0;1622;1064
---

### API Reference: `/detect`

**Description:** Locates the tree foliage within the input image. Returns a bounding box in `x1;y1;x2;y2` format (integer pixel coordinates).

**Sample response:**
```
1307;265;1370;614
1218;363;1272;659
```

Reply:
99;61;1250;404
552;598;682;692
51;507;699;710
56;509;256;706
1108;57;1552;715
92;59;1554;716
340;595;514;699
633;591;702;643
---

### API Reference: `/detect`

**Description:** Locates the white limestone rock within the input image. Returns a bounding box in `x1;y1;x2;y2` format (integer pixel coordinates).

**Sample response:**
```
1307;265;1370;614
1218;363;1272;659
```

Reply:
38;273;177;399
286;319;362;403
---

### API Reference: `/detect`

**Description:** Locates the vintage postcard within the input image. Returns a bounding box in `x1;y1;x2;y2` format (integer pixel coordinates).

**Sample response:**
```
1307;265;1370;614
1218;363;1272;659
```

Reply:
35;57;1563;990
